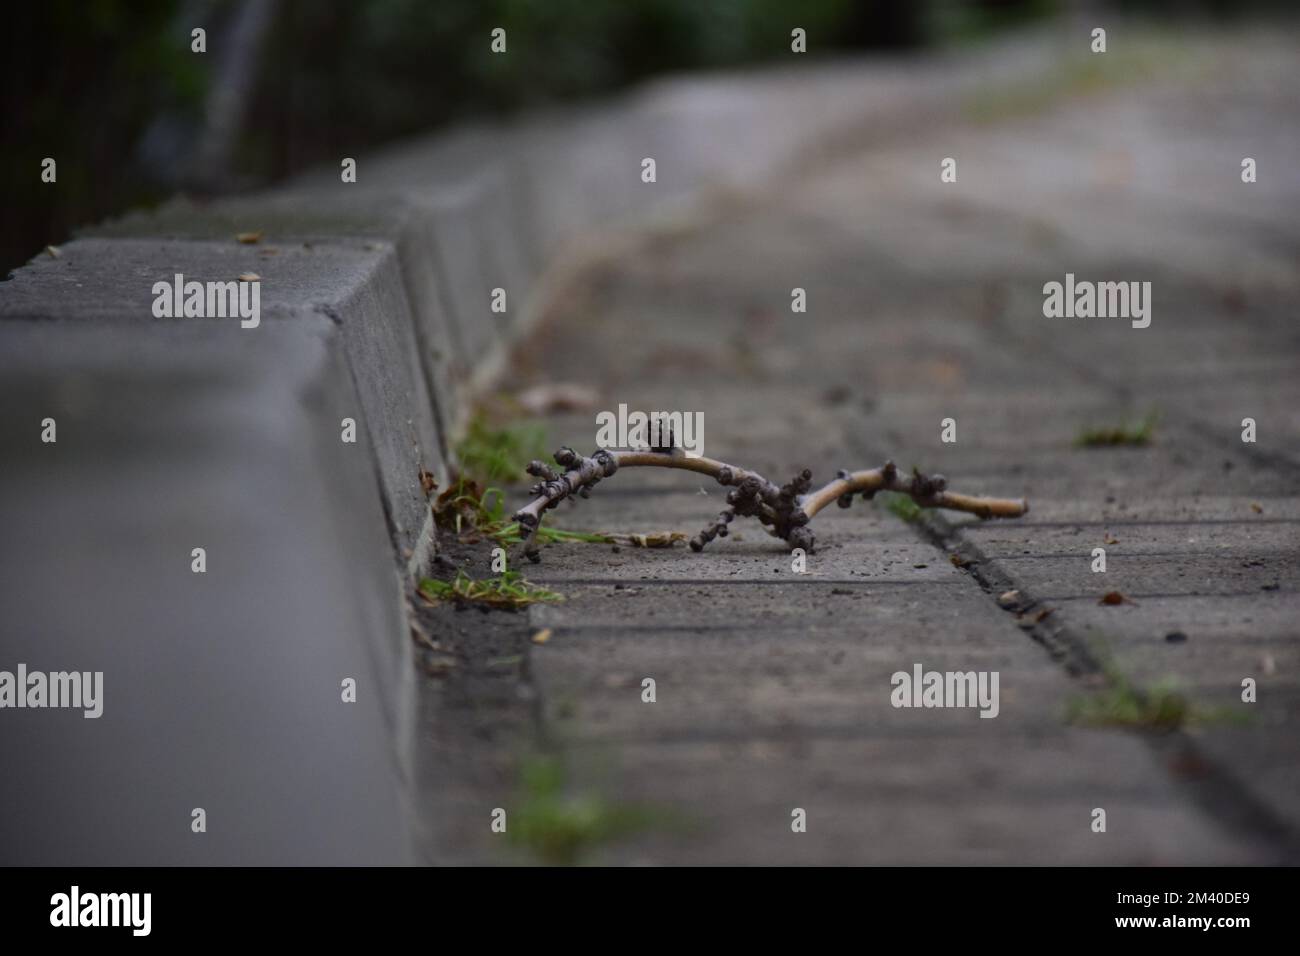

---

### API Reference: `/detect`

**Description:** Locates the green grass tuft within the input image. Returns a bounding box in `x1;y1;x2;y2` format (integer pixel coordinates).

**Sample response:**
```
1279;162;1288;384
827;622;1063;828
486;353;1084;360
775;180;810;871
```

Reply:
455;416;549;486
1074;410;1159;447
1066;677;1189;731
878;491;923;523
1066;659;1250;731
507;757;663;866
418;570;562;610
492;522;614;548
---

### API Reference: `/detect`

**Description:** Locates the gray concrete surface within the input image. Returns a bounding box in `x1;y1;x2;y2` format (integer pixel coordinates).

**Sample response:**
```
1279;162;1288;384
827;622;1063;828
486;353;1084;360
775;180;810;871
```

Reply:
0;319;412;864
4;21;1295;866
0;33;951;866
414;25;1300;865
4;26;1100;866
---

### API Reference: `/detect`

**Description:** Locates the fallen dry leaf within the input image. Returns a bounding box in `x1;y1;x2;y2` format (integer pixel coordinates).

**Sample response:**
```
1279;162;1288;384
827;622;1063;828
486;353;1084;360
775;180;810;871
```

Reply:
1250;502;1263;514
419;468;437;497
996;590;1021;608
1103;533;1119;545
238;272;260;282
531;628;552;645
1099;590;1130;606
1168;751;1211;777
45;245;61;259
236;231;263;244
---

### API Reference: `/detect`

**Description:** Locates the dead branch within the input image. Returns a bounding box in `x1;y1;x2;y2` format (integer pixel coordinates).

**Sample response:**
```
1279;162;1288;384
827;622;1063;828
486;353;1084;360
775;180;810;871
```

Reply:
512;446;1027;562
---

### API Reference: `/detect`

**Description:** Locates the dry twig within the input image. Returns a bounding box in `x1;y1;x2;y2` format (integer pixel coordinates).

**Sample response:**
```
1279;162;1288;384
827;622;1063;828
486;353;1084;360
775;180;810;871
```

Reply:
512;446;1027;562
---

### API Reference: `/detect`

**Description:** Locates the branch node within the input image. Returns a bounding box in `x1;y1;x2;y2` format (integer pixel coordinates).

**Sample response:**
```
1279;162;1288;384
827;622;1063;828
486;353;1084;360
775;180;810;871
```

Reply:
788;526;815;553
593;449;619;476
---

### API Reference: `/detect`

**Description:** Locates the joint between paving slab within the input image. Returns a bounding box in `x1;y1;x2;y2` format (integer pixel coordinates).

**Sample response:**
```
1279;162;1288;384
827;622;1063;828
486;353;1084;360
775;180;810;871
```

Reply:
917;508;1300;863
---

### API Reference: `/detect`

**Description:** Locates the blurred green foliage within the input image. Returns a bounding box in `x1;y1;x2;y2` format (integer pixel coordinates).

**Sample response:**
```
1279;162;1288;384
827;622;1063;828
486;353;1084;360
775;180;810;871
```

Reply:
3;0;205;273
241;0;949;181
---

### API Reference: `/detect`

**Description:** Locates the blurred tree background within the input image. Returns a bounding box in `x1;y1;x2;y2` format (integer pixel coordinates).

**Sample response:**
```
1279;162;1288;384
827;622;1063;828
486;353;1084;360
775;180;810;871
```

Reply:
4;0;1276;275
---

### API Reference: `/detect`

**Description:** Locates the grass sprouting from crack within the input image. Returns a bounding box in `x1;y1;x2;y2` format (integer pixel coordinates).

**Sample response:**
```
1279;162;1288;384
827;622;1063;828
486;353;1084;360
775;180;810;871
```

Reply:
455;415;549;486
1065;657;1250;732
418;570;562;610
1075;410;1159;448
1066;677;1189;731
507;757;668;866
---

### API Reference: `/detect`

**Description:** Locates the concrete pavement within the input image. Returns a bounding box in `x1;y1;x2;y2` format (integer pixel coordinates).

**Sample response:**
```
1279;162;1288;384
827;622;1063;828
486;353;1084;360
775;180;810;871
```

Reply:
414;25;1300;865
